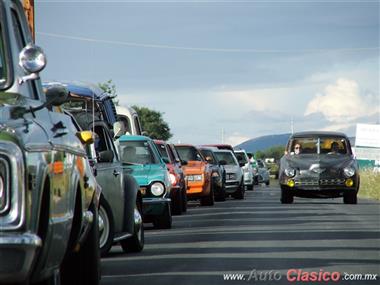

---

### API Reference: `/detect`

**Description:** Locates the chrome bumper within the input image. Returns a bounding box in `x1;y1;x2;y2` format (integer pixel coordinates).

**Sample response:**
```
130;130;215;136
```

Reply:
0;233;42;283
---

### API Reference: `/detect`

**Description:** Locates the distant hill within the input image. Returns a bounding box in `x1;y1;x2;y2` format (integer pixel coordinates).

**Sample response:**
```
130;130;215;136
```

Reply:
236;133;356;153
235;133;291;153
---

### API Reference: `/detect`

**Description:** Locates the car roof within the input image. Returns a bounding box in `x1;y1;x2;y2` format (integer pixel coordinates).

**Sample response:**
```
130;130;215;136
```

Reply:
198;146;219;151
119;135;151;142
291;131;348;138
153;139;166;144
43;81;109;101
213;149;234;154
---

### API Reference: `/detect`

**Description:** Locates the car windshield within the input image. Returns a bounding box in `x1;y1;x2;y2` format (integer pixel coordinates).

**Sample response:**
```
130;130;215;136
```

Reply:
176;146;203;161
257;160;265;168
289;137;349;155
156;143;170;161
235;152;248;163
0;22;7;88
120;141;158;164
200;149;216;164
215;152;237;166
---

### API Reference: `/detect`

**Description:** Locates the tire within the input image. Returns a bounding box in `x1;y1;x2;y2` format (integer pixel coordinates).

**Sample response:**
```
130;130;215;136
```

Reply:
181;186;187;213
171;189;183;215
265;180;270;186
98;197;115;256
215;184;226;202
247;183;254;191
233;182;245;200
153;204;172;229
281;187;294;204
61;204;100;285
200;184;214;206
343;192;357;204
120;204;144;253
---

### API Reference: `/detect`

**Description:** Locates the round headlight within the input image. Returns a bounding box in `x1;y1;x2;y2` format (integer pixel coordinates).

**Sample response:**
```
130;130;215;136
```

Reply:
151;182;165;196
343;167;355;177
285;168;296;177
169;173;177;185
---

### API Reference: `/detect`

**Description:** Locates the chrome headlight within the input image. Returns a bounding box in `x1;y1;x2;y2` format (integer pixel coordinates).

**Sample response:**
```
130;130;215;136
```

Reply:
169;173;177;185
343;166;355;178
151;182;165;196
285;168;296;177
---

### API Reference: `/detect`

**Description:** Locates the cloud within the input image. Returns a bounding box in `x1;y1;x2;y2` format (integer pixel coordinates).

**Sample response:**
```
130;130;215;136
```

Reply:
225;133;251;147
304;78;379;123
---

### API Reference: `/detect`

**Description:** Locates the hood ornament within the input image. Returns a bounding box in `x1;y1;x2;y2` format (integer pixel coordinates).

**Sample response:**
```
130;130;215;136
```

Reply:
310;163;325;174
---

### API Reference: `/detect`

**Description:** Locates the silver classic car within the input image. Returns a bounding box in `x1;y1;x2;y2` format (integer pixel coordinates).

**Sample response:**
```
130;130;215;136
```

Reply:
0;1;100;284
279;131;360;204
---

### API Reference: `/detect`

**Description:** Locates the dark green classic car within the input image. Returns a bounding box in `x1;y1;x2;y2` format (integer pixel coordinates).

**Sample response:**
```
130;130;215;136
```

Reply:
0;1;100;284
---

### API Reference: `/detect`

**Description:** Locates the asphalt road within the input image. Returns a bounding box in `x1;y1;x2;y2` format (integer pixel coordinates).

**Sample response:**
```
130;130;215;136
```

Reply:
101;183;380;285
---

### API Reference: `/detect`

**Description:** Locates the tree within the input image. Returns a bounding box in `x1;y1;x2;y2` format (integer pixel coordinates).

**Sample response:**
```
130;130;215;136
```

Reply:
132;105;172;141
255;145;285;161
98;79;119;106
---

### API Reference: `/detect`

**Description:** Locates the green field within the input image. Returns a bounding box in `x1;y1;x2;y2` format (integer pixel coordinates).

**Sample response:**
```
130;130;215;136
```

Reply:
358;169;380;200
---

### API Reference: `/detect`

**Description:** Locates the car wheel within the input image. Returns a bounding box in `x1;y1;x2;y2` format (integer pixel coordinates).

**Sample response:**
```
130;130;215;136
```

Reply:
120;204;144;253
343;191;357;204
171;189;183;215
98;197;115;256
153;204;172;229
200;184;214;206
281;187;294;204
265;180;270;186
215;184;226;202
61;203;100;285
181;186;188;213
247;183;254;191
233;182;245;200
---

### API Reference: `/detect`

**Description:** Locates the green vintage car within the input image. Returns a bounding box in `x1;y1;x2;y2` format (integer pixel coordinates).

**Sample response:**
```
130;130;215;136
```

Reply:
0;1;100;284
118;135;173;229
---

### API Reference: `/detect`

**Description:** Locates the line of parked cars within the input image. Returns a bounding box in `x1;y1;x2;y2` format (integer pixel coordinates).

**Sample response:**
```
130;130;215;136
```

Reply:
1;2;359;284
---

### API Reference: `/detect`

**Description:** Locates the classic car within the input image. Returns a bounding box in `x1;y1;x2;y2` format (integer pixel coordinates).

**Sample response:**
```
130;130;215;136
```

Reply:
0;1;100;284
213;150;245;199
119;135;173;229
234;149;255;190
199;146;227;201
154;139;187;215
45;81;144;255
257;159;270;186
175;144;214;206
279;131;360;204
116;105;143;136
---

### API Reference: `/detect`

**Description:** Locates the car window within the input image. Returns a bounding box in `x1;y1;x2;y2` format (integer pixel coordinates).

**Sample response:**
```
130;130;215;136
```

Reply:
63;99;103;129
176;146;203;162
214;152;237;166
156;143;170;161
289;137;348;154
120;141;158;164
235;152;248;163
0;23;6;87
200;149;216;164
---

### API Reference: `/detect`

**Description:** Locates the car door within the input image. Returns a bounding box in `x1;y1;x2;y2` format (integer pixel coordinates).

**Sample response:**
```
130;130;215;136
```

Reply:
92;123;125;232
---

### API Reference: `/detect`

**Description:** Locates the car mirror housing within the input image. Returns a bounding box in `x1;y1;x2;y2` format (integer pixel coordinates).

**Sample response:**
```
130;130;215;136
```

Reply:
98;150;114;163
76;131;94;145
44;84;69;107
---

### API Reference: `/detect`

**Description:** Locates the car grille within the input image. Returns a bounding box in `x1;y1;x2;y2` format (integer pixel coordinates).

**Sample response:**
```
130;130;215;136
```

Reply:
295;178;345;186
226;173;236;180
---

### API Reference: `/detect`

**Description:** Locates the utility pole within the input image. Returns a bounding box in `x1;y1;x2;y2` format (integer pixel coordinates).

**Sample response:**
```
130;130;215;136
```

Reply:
23;0;35;42
221;128;225;144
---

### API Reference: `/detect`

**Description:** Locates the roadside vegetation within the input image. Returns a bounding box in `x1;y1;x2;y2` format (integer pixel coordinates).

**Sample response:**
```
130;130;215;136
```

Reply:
358;169;380;200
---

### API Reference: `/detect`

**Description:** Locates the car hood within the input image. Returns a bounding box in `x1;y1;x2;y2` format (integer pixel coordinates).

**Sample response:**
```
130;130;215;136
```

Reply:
183;161;205;174
123;164;167;186
284;154;353;170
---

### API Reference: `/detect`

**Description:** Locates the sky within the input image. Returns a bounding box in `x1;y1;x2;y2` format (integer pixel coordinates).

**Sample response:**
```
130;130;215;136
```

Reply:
35;0;380;146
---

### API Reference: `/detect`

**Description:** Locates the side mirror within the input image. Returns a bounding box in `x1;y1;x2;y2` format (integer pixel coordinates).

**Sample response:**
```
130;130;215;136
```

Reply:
98;150;114;163
205;156;213;163
76;131;94;145
239;162;246;167
19;44;47;84
219;160;227;166
44;84;69;107
113;121;125;139
181;160;188;166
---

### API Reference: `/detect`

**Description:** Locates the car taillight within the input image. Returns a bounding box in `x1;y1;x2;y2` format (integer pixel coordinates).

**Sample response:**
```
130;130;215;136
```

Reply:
0;158;10;214
169;173;177;185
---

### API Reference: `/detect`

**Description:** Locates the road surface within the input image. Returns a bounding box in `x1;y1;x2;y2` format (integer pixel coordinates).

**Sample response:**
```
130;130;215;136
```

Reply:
101;184;380;284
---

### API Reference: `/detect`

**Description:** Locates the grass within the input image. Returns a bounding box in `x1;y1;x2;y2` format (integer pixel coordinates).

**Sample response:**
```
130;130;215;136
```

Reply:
358;169;380;200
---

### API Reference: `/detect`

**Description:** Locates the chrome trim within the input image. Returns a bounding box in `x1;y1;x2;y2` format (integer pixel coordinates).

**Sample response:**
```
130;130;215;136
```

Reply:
113;232;132;242
0;141;25;230
0;232;42;247
0;157;10;214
